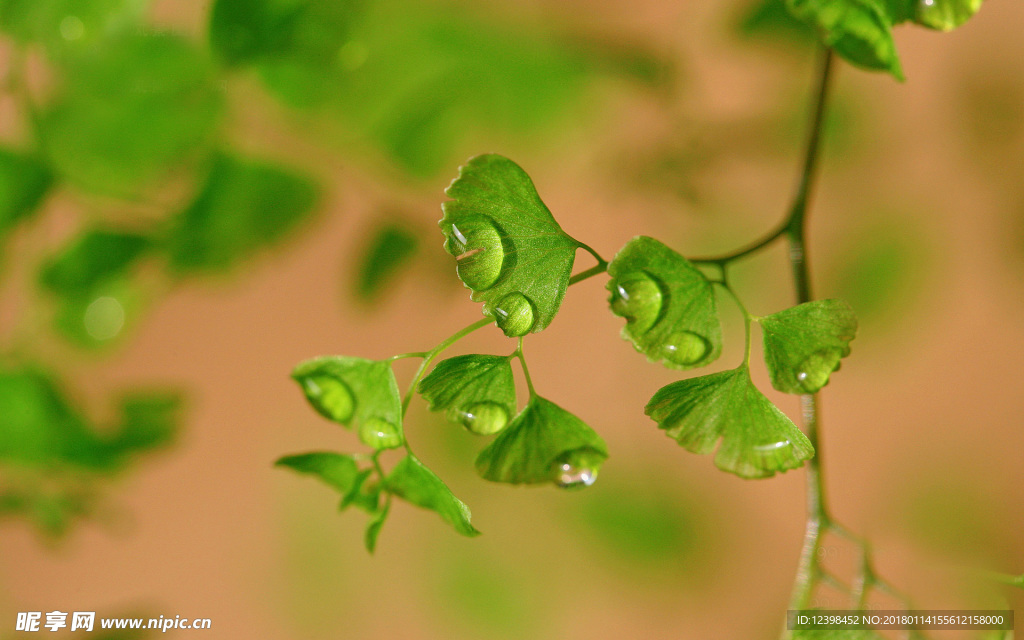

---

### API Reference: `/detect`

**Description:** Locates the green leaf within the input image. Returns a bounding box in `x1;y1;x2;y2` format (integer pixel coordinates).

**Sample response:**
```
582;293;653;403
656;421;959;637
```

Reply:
276;452;360;494
785;0;904;79
112;391;180;453
606;236;721;370
418;354;516;435
208;0;359;66
364;505;388;553
39;228;150;296
475;396;608;488
386;454;480;537
0;366;119;470
291;356;403;439
441;154;581;336
0;0;146;59
759;299;857;394
233;0;596;177
645;367;813;478
340;468;379;512
736;0;816;44
354;220;419;303
51;280;139;348
39;32;223;193
0;147;53;238
911;0;982;30
167;153;319;273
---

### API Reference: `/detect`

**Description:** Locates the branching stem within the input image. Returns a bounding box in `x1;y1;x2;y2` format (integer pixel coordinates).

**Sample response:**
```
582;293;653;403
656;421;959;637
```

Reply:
401;317;492;415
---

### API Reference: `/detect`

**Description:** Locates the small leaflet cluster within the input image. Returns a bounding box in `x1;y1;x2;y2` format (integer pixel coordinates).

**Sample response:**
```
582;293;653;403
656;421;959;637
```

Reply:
280;153;858;549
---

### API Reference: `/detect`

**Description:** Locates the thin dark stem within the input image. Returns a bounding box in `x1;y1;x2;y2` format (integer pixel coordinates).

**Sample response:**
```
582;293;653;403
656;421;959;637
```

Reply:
782;45;835;622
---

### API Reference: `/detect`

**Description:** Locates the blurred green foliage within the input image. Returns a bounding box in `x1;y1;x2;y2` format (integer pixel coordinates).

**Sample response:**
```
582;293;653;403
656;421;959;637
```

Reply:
353;219;419;303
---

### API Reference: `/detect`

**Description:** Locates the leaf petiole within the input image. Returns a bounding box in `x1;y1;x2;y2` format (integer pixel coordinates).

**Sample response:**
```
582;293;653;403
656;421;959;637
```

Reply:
514;337;537;397
401;317;493;416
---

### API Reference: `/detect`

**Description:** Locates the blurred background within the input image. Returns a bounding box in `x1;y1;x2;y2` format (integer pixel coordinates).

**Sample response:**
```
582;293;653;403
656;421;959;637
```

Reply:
1;0;1022;637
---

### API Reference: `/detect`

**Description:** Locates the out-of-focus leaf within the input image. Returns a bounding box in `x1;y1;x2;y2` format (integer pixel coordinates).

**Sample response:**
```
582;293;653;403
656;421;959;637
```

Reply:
736;0;816;44
39;228;150;296
112;391;180;453
39;32;223;193
167;153;319;274
475;396;608;488
418;354;516;435
441;154;581;336
364;504;388;553
607;236;722;370
353;220;419;303
826;220;927;329
218;0;594;177
0;366;117;469
276;452;360;494
0;147;53;238
51;282;137;348
386;454;480;537
209;0;360;66
645;367;813;478
785;0;904;79
759;299;857;394
0;0;146;59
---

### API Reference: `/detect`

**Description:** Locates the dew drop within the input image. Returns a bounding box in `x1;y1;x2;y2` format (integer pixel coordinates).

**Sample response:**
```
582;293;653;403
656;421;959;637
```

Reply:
661;331;711;366
795;349;840;393
449;217;504;291
83;296;125;341
608;271;663;333
358;418;403;450
494;292;536;337
456;402;509;436
301;375;355;423
916;0;981;31
550;447;605;490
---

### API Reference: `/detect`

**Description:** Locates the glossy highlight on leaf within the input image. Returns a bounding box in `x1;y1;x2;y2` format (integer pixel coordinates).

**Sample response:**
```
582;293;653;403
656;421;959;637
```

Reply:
475;396;608;487
386;455;480;537
291;357;403;439
607;236;721;370
645;367;814;478
759;299;857;394
441;155;581;336
418;354;516;435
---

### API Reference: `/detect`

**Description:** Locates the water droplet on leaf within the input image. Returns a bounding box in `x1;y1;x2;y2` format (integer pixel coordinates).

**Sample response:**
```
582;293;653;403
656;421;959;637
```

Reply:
795;350;840;393
916;0;981;31
494;292;536;337
608;271;663;333
661;331;711;366
551;447;604;489
456;402;509;435
358;418;403;449
301;375;355;423
449;217;505;291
